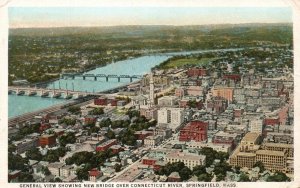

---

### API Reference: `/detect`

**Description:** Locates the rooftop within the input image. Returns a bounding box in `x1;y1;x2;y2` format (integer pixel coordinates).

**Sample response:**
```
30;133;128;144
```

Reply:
256;150;285;157
242;132;260;142
166;152;206;161
263;142;293;148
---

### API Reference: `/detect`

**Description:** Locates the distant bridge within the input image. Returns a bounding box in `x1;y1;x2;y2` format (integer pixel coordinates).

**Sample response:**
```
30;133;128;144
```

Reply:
60;73;143;82
8;86;102;99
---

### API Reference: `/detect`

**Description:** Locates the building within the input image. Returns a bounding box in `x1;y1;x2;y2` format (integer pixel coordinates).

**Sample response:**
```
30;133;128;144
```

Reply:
206;96;228;114
179;121;208;142
96;139;117;152
168;172;181;182
262;142;293;158
229;132;293;173
223;74;241;82
139;107;158;120
131;95;149;107
13;137;39;154
249;119;264;134
88;168;103;182
157;96;178;107
212;131;238;149
153;126;172;140
39;134;56;147
255;150;287;172
187;68;207;77
149;73;155;106
175;88;186;98
94;97;107;106
212;88;234;102
61;165;76;178
144;135;162;147
84;116;97;125
47;162;65;177
186;142;232;153
134;130;153;140
186;86;204;97
165;151;206;169
157;108;185;132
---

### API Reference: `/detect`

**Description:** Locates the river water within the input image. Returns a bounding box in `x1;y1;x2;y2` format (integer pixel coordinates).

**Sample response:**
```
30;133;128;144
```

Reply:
9;55;170;117
9;48;245;118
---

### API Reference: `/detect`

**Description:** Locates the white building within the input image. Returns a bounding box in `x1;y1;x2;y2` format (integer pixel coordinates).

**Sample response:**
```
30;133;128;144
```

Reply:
249;119;264;134
157;108;185;132
157;96;178;107
165;152;206;169
144;135;163;147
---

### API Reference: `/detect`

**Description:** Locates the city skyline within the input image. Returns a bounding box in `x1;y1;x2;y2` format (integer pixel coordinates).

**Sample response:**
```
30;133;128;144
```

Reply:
9;7;292;28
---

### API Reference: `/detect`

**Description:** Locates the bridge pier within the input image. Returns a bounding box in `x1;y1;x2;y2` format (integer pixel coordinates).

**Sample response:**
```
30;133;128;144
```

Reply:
118;77;120;82
94;77;97;81
83;76;86;80
72;75;75;79
130;77;133;82
106;77;108;82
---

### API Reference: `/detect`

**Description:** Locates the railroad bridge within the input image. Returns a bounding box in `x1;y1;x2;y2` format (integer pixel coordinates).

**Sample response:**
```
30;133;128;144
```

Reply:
60;73;143;82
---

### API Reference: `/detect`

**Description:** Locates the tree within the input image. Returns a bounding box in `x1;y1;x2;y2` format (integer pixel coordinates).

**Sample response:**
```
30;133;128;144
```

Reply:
68;106;81;114
58;132;76;147
42;147;67;162
25;148;43;161
198;173;212;182
253;161;265;173
60;118;76;126
114;163;122;172
239;173;250;182
41;166;51;176
267;171;291;182
8;153;28;171
90;107;104;115
214;162;232;176
179;166;192;181
193;165;206;176
18;172;34;182
216;174;225;181
8;144;16;153
105;129;116;139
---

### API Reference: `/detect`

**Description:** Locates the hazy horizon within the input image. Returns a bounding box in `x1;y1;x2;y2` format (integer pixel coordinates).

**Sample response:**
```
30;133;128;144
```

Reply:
9;7;292;28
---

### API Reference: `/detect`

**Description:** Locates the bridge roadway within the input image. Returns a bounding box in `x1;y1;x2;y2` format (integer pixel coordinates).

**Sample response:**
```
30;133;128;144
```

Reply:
8;86;102;97
60;73;143;82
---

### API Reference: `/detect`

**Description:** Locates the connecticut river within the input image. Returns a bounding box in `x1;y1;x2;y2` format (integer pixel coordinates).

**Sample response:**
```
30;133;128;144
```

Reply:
9;48;245;117
9;55;170;117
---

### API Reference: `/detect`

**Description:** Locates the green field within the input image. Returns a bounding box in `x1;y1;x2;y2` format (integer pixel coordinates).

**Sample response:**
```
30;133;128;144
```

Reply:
160;57;219;69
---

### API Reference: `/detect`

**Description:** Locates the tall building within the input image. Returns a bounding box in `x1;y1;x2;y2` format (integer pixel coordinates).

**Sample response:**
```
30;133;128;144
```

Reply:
157;108;185;132
212;87;234;102
149;73;155;106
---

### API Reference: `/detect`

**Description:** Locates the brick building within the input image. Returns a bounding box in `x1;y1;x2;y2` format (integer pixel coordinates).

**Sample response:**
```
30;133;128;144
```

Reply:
96;139;117;152
39;134;56;147
179;121;208;142
94;97;107;106
187;68;207;77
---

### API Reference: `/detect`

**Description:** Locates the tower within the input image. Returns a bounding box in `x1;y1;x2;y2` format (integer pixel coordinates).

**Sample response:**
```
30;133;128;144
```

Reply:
149;73;155;106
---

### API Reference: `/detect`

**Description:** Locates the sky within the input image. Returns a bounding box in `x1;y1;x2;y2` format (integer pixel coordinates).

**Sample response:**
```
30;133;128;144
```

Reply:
8;7;292;28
